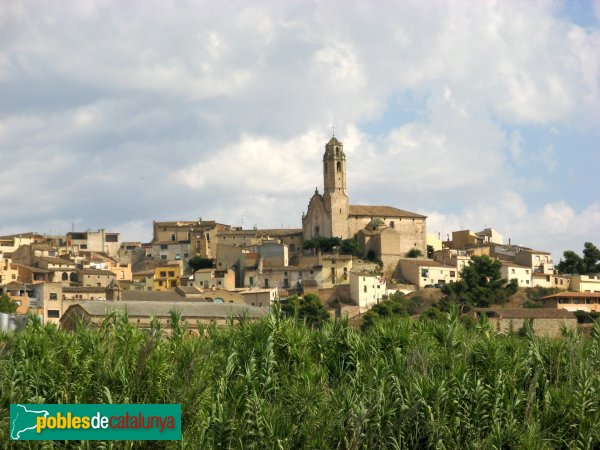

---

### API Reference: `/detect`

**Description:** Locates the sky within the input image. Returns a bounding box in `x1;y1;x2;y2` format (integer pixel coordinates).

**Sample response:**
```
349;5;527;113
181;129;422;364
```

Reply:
1;0;599;261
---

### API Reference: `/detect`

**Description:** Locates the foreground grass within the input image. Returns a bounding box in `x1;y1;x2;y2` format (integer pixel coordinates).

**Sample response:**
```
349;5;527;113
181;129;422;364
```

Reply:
2;311;600;449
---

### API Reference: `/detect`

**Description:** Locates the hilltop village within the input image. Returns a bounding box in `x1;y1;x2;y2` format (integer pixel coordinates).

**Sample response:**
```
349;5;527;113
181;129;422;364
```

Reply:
1;137;598;331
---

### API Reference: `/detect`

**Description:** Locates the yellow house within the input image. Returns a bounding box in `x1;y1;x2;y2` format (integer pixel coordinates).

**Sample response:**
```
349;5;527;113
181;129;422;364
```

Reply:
569;274;600;293
153;264;181;291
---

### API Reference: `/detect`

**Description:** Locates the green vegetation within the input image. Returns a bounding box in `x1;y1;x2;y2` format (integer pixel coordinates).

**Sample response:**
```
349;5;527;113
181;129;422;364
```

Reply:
3;311;600;448
522;286;561;308
557;242;600;275
0;294;18;314
303;237;360;255
406;248;423;258
441;255;518;307
188;256;214;271
361;292;423;331
281;294;330;328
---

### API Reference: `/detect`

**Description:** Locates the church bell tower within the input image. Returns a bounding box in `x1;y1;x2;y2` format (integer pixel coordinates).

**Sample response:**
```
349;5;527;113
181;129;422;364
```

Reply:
323;136;349;238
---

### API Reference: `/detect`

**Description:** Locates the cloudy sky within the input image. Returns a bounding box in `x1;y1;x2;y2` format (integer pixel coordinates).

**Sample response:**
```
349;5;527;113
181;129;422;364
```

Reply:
1;0;599;260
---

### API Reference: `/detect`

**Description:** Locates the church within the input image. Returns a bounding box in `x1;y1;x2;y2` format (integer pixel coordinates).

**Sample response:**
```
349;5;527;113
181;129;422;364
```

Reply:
302;136;427;272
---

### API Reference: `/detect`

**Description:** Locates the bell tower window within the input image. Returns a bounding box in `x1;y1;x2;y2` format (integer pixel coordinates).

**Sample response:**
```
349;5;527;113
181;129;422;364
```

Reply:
337;161;342;172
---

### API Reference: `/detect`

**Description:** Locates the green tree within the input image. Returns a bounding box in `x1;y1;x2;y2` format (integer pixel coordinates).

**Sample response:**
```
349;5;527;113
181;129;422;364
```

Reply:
340;238;360;256
406;248;423;258
583;242;600;274
557;242;600;275
361;292;422;331
302;237;342;253
281;294;330;328
557;250;585;274
441;255;517;307
188;257;214;271
0;294;18;314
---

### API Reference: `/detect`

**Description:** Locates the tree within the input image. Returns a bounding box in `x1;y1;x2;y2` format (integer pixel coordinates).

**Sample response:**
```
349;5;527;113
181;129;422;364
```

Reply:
441;255;517;307
0;294;18;314
281;294;330;328
361;292;423;331
406;248;423;258
557;250;585;274
583;242;600;274
188;257;214;271
302;237;342;253
557;242;600;275
340;239;360;256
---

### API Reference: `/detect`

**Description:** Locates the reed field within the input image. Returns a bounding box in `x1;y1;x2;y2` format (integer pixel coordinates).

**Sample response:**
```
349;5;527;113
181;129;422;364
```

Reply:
2;310;600;449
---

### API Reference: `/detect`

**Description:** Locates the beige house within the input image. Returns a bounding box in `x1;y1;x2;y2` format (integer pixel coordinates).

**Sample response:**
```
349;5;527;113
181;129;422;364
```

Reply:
500;262;532;288
349;271;386;309
237;288;278;308
30;282;63;324
433;248;471;272
531;273;570;289
193;268;236;290
398;259;458;288
515;249;553;275
468;308;576;337
244;265;320;290
0;254;19;285
569;274;600;293
542;292;600;312
77;268;116;288
66;229;121;258
448;228;503;250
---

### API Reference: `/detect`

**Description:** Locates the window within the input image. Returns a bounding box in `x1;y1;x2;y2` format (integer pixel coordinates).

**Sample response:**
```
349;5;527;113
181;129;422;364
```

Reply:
390;221;395;229
183;253;188;258
160;244;168;250
175;254;181;260
336;161;342;172
160;255;167;260
364;285;367;293
450;271;456;277
168;271;175;277
11;274;16;280
120;271;125;279
525;270;529;274
50;293;58;300
160;271;167;277
511;269;515;274
170;280;176;287
158;281;164;286
97;283;101;287
249;276;254;286
171;233;176;241
62;273;68;281
80;244;88;249
47;310;60;318
546;276;550;282
264;279;269;288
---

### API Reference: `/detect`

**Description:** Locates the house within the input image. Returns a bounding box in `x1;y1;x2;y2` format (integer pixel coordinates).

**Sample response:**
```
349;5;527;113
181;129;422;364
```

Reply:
515;249;553;275
468;308;577;337
397;259;458;288
193;268;236;290
0;254;19;285
2;281;30;314
237;288;278;308
349;271;386;309
447;228;503;250
59;301;268;331
531;273;570;289
77;268;116;288
66;229;121;258
500;262;532;287
153;264;181;291
541;292;600;312
569;274;600;293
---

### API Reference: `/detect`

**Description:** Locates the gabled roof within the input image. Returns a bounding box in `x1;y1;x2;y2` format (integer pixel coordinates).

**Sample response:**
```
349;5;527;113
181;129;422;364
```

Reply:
349;205;426;219
541;292;600;300
473;307;575;319
61;301;267;319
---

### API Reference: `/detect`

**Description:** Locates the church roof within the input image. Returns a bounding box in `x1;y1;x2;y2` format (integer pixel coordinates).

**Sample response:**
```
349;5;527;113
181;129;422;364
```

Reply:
349;205;426;219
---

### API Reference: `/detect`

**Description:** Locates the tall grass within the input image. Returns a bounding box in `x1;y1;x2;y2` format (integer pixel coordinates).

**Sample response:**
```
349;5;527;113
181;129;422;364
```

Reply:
2;311;600;449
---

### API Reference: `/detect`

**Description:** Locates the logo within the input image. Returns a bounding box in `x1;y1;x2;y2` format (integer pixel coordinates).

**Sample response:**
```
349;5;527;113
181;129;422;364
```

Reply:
10;404;181;441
